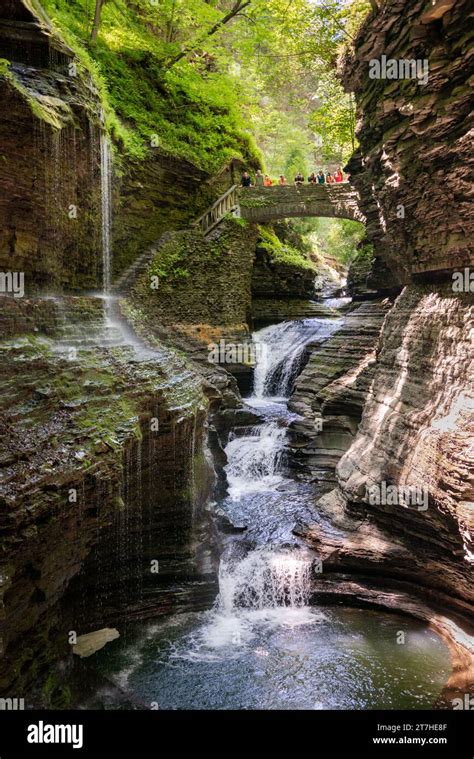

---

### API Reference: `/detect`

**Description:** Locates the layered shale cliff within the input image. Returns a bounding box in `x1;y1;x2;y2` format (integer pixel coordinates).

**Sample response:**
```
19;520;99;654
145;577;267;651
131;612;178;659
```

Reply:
298;0;474;684
0;296;225;702
340;0;474;285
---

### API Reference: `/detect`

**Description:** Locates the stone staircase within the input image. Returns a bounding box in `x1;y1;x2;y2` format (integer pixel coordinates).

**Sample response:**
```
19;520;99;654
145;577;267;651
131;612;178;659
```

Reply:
112;247;158;296
50;296;127;354
112;185;240;296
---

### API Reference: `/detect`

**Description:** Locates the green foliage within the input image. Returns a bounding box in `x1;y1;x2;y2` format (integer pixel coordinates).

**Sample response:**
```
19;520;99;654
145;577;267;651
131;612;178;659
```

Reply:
341;0;373;42
227;0;358;175
284;148;308;181
41;0;261;169
36;0;365;190
149;240;190;286
228;214;248;227
257;225;315;270
311;71;356;166
310;70;356;165
309;218;368;265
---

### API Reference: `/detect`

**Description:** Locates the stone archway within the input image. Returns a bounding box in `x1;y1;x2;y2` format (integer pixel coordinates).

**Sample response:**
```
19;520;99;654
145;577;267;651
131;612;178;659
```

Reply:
238;184;365;224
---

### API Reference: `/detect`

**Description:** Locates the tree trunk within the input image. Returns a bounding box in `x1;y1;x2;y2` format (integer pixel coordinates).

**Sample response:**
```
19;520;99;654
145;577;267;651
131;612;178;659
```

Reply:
91;0;104;44
165;0;251;69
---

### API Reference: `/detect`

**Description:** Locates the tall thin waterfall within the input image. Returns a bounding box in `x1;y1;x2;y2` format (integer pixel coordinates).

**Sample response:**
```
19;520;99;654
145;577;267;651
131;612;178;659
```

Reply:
100;131;113;294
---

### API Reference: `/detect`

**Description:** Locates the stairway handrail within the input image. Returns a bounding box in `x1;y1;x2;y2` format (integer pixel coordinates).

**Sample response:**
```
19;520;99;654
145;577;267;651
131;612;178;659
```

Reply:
196;184;239;233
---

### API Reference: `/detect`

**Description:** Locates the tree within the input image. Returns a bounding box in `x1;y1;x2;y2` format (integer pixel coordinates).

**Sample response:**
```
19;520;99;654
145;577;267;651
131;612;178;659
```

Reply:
310;70;356;165
164;0;252;69
90;0;104;44
284;147;308;181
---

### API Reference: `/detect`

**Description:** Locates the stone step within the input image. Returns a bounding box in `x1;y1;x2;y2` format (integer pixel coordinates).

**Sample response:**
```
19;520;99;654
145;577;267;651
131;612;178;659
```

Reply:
113;248;157;295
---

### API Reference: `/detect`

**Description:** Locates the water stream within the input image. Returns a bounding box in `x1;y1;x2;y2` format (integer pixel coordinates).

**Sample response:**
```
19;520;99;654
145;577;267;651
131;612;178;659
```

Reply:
100;131;113;295
87;307;451;710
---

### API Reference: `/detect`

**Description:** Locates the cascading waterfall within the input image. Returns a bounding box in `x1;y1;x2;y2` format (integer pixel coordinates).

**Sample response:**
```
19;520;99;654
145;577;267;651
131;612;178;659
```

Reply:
216;316;343;618
187;547;314;654
218;549;312;612
252;317;342;398
100;130;113;294
224;316;343;501
224;421;286;498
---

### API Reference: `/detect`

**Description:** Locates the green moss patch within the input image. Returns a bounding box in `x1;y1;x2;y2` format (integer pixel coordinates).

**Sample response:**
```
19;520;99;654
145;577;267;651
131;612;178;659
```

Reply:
257;225;316;272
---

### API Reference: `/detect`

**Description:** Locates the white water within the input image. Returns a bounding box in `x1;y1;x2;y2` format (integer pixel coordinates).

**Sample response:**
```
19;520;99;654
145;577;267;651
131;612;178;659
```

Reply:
215;315;344;633
218;548;312;613
225;419;287;498
252;317;342;398
168;315;344;657
100;132;113;294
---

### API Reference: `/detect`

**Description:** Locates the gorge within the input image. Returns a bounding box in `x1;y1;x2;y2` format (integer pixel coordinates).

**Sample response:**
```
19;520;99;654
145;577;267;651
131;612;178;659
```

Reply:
0;0;472;715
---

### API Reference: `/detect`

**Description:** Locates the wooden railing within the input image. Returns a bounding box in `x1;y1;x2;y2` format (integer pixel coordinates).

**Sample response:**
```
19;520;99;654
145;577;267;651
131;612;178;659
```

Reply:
196;184;240;236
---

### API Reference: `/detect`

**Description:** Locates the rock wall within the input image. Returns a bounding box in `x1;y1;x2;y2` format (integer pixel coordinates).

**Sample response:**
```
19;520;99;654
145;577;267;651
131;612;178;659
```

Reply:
341;0;474;283
0;5;103;292
298;283;474;699
0;296;220;702
131;220;258;331
288;298;393;483
251;221;321;327
334;283;473;613
113;158;244;279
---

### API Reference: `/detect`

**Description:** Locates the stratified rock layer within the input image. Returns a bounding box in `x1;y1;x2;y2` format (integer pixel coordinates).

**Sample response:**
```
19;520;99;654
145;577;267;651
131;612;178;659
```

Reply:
336;283;473;610
0;296;219;702
288;299;393;482
341;0;474;283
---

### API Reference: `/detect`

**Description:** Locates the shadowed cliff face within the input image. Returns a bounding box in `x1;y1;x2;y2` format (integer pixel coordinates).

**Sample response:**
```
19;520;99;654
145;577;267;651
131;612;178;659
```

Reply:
288;298;393;483
305;0;474;641
0;297;220;701
341;0;473;285
0;1;216;292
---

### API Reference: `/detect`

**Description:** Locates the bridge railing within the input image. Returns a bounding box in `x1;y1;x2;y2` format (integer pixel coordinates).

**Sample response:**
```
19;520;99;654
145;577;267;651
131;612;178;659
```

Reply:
197;184;239;236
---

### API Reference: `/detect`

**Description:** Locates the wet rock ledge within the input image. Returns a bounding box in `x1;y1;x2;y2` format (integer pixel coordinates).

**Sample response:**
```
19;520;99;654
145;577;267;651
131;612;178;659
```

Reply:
0;296;222;704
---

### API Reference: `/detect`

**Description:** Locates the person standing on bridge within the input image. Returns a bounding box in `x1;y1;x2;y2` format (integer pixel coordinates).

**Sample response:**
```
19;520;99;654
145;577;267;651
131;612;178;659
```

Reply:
255;170;265;187
308;172;317;184
294;172;304;186
334;166;344;183
241;171;252;187
317;171;325;184
264;175;273;186
326;172;334;184
278;175;287;186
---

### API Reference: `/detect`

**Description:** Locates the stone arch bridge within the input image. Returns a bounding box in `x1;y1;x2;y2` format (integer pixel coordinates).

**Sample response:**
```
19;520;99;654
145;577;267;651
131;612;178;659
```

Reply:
239;184;365;224
197;183;365;235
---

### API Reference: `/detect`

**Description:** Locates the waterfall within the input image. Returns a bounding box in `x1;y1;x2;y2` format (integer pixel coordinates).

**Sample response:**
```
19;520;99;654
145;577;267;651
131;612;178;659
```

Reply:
218;548;312;612
252;317;342;399
190;547;314;652
100;131;113;294
212;314;345;643
225;421;286;498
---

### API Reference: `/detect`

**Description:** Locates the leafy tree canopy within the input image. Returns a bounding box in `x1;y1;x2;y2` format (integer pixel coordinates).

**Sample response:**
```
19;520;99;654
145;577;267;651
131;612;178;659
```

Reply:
40;1;369;172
